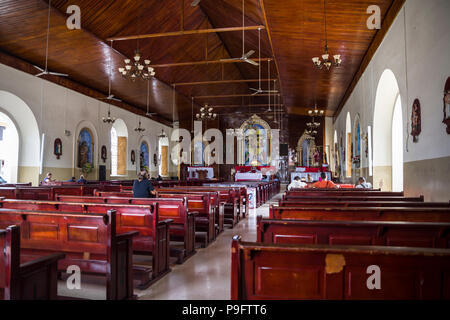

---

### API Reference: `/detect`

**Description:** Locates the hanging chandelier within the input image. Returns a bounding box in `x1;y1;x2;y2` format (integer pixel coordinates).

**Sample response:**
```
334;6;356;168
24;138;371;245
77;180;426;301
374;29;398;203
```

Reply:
118;50;155;81
312;0;342;70
308;103;325;116
306;117;320;135
196;104;217;121
102;107;116;124
134;118;145;133
158;129;167;138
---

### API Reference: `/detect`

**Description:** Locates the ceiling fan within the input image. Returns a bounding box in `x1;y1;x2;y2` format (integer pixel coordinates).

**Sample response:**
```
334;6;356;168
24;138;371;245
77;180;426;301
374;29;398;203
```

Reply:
220;0;259;67
34;0;68;78
100;42;122;103
250;30;278;95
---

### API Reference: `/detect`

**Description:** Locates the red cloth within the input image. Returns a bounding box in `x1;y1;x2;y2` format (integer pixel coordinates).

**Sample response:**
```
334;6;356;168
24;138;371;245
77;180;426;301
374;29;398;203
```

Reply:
235;166;275;173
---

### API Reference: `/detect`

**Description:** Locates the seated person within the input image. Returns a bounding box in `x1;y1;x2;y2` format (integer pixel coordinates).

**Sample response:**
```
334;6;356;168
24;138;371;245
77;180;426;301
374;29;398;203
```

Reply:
77;174;87;184
133;172;156;198
356;177;372;189
261;174;270;182
311;172;338;189
66;177;76;182
156;174;163;181
288;176;307;190
42;172;55;185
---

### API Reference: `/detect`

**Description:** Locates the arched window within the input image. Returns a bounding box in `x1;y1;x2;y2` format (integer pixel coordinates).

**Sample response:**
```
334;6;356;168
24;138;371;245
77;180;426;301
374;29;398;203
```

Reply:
345;112;352;178
78;128;94;169
0;112;19;183
392;95;403;191
353;115;361;177
111;119;128;176
140;141;149;171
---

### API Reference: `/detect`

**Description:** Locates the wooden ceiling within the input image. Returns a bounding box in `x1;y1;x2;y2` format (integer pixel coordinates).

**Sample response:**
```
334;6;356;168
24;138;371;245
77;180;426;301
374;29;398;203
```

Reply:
0;0;398;124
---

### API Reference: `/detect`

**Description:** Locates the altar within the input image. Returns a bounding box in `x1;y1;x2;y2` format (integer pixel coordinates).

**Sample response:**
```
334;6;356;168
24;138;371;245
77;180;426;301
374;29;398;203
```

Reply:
187;166;214;180
234;166;276;182
290;166;331;182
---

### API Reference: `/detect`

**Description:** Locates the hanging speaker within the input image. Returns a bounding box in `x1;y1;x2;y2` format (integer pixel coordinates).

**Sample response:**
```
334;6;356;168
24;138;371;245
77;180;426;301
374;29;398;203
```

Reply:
280;144;289;156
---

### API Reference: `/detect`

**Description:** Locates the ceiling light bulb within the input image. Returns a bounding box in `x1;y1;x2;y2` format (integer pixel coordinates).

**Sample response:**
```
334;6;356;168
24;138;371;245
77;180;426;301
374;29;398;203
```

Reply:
125;65;132;70
138;65;144;70
124;59;130;64
144;60;150;65
322;53;329;60
118;67;124;72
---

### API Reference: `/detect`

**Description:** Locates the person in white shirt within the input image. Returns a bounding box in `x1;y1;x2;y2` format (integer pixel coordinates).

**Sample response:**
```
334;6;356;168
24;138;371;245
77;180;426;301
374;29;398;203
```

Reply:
356;177;372;189
288;176;307;190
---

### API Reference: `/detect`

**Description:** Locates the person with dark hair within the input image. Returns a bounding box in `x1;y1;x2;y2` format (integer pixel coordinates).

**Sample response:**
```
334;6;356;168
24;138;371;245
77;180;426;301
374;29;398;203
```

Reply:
156;174;162;181
288;176;307;190
312;172;338;189
67;177;76;182
133;171;156;198
356;177;372;189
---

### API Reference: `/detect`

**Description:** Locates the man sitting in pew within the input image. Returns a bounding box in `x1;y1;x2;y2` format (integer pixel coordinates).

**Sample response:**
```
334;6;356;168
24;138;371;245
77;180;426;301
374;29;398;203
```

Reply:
133;171;156;198
356;177;372;189
287;176;307;190
311;172;338;189
77;174;87;184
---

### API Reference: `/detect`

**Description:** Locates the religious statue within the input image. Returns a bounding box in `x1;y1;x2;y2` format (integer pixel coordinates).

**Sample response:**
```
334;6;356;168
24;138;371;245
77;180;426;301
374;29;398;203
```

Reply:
78;141;89;168
313;149;320;166
411;99;421;142
444;77;450;134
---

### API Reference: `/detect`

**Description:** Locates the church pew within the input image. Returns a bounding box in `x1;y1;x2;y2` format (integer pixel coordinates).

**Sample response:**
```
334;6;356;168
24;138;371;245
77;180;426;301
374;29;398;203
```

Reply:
53;195;196;264
0;225;64;300
0;199;171;288
158;188;238;227
278;200;450;208
286;190;404;197
282;195;424;202
0;209;137;300
257;216;450;247
156;192;216;247
0;187;16;199
231;236;450;300
269;205;450;222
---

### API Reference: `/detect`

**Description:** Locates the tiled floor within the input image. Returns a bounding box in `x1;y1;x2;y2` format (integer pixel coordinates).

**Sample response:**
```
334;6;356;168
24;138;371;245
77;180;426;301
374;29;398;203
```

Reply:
58;191;283;300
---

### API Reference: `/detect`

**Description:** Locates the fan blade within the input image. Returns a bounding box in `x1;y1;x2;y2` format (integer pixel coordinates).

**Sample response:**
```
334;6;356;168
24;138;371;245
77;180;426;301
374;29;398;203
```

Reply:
35;72;47;77
249;88;260;92
251;91;260;96
48;71;69;77
244;58;259;66
34;65;45;72
191;0;201;6
243;50;255;59
111;97;122;102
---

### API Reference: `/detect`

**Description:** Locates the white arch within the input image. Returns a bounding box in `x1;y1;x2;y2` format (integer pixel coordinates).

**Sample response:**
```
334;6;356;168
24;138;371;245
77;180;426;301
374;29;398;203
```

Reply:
0;90;40;185
373;69;401;191
345;112;352;178
0;112;19;183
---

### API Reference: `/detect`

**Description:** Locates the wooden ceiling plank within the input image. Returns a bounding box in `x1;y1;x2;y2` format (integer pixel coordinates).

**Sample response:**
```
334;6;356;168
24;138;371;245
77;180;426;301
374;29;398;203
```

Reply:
150;57;271;68
173;78;277;86
195;93;280;99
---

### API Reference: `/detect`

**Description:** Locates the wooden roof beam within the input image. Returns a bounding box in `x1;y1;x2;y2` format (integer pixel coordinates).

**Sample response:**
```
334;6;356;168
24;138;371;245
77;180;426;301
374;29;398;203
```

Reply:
150;58;271;68
173;79;277;86
195;93;280;99
107;26;266;41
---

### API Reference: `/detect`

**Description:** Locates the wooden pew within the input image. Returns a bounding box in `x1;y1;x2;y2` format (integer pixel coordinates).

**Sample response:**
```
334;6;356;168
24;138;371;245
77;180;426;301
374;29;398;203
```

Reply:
231;236;450;300
286;190;401;196
278;200;450;208
156;192;216;247
0;225;64;300
0;199;171;288
257;216;450;247
270;205;450;222
0;209;137;300
54;195;196;264
282;195;424;202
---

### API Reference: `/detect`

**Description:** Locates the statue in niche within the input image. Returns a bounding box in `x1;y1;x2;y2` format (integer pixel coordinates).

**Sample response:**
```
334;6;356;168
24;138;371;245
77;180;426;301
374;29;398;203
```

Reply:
78;141;89;168
411;99;421;142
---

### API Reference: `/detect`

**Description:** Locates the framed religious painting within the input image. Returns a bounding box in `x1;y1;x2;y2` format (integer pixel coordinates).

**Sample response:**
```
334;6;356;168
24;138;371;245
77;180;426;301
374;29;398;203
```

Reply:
443;77;450;134
54;138;62;159
131;150;136;165
411;99;421;142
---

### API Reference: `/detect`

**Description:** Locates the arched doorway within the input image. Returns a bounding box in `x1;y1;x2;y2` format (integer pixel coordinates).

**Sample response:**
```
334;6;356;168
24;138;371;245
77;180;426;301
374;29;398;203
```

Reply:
0;91;40;185
159;135;169;177
0;112;19;183
296;131;316;167
345;112;352;178
373;69;403;191
110;119;128;176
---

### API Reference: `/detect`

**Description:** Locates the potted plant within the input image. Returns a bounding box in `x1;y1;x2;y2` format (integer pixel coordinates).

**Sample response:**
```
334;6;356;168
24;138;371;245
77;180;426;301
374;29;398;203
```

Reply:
81;162;93;177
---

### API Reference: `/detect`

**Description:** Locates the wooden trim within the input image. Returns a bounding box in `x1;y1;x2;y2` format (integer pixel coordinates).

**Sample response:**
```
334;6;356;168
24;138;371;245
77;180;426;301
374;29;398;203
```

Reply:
333;0;406;122
107;26;266;41
213;104;283;108
172;79;277;86
150;58;271;68
195;93;280;99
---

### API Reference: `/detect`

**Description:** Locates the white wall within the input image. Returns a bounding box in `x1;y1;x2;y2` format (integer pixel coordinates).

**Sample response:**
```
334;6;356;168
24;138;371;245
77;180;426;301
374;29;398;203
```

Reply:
333;0;450;195
0;62;175;182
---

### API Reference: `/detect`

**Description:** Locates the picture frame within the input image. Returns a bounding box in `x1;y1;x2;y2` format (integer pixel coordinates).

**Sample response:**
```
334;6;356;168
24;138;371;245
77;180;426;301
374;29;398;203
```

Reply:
443;77;450;134
101;145;107;163
131;150;136;165
411;98;421;142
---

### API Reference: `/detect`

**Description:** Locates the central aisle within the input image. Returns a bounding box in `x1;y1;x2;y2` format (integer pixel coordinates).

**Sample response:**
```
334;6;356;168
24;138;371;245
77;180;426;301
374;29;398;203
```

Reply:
137;192;282;300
